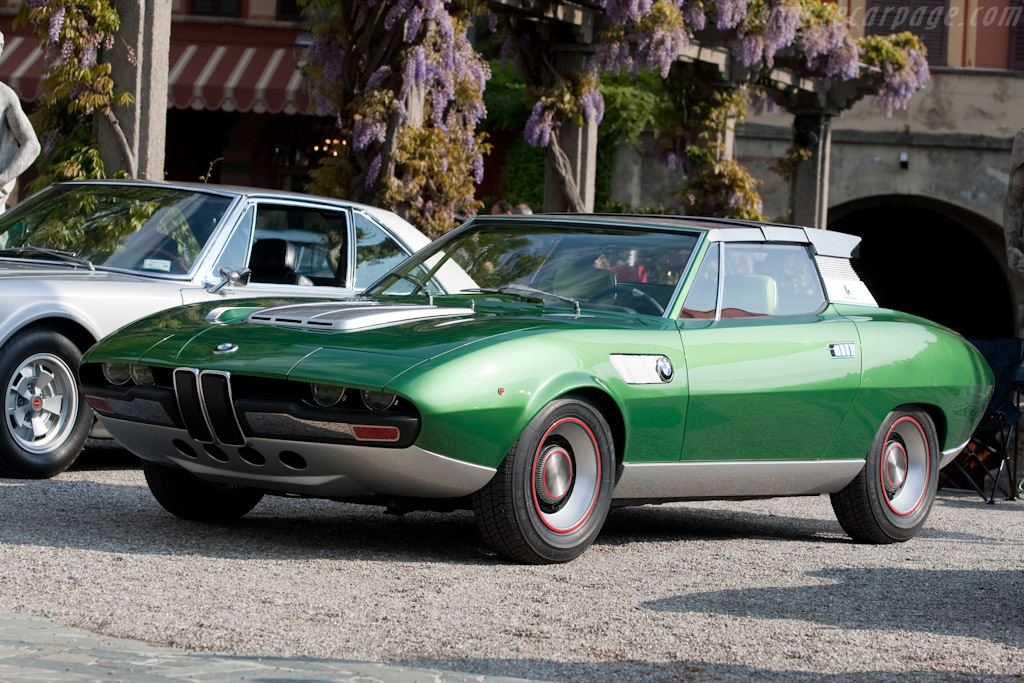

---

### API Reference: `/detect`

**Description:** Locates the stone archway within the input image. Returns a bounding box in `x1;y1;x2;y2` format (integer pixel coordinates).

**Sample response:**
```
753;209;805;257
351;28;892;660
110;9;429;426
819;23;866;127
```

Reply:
829;195;1018;339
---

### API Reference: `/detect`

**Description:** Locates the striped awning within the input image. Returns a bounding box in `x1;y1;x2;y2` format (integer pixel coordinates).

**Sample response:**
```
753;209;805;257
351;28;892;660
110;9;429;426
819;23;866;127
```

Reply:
0;35;310;115
0;35;44;102
168;42;309;114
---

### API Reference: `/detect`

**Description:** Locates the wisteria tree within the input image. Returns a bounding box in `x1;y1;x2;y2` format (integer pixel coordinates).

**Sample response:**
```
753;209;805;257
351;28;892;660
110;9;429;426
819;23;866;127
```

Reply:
501;0;931;219
16;0;135;189
304;0;932;230
301;0;490;238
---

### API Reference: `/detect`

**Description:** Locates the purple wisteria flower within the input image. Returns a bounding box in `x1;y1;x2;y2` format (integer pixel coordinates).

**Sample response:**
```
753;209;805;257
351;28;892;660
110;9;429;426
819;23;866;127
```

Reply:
365;154;382;191
525;100;555;148
405;6;424;42
580;88;606;124
602;0;655;25
731;32;764;67
353;117;386;151
684;2;707;31
714;0;747;30
48;5;64;42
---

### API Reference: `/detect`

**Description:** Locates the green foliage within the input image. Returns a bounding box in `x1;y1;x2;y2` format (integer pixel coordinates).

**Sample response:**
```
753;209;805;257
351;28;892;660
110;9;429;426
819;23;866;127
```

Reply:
16;0;133;191
679;159;763;220
858;31;927;71
382;125;490;239
499;138;545;209
770;146;813;180
482;60;530;130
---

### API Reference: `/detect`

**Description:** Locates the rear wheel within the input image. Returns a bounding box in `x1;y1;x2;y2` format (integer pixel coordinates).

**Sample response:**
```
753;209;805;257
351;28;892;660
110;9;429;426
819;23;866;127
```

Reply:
0;330;92;478
831;407;939;543
472;398;615;563
143;460;264;522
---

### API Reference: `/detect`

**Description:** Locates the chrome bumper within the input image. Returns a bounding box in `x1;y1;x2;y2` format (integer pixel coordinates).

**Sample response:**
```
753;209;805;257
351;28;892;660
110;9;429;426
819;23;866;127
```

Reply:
99;416;495;499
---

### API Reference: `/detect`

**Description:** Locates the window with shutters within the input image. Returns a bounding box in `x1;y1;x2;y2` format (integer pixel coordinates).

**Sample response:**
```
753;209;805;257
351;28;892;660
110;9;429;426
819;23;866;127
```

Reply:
1011;0;1024;70
865;0;948;66
190;0;242;17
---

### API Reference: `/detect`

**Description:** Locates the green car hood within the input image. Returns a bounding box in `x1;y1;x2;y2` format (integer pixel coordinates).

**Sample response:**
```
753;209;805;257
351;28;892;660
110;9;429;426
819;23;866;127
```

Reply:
86;297;664;391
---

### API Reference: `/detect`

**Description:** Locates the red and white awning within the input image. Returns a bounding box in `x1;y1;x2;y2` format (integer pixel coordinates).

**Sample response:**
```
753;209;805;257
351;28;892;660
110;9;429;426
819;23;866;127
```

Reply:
0;35;44;102
168;42;309;114
0;35;310;115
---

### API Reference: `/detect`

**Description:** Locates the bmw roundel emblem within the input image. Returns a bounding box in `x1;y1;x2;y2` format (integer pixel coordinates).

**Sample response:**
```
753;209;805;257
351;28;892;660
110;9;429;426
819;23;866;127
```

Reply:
214;342;239;355
655;356;673;382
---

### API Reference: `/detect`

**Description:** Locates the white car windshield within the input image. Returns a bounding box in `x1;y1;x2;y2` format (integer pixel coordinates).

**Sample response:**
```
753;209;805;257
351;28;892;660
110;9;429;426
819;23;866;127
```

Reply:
0;184;234;275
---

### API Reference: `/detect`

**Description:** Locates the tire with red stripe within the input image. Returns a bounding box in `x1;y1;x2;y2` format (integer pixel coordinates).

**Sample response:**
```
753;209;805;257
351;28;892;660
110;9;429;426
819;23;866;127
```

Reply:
831;407;939;544
472;398;615;564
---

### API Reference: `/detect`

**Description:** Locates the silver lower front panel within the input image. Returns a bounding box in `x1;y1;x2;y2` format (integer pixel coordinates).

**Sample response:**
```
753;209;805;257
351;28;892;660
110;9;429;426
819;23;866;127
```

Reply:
100;417;496;499
613;459;866;500
940;439;970;469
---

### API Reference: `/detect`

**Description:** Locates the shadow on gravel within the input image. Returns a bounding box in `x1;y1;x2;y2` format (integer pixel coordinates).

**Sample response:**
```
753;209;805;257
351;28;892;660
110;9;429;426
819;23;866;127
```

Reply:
0;468;1009;564
0;475;496;565
600;498;1003;545
599;503;847;544
644;567;1024;648
66;440;138;472
397;657;1022;682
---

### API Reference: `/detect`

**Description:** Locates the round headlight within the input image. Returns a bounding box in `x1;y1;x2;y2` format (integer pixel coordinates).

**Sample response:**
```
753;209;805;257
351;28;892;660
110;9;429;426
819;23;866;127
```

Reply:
311;383;346;407
101;363;131;385
361;390;397;411
130;365;154;385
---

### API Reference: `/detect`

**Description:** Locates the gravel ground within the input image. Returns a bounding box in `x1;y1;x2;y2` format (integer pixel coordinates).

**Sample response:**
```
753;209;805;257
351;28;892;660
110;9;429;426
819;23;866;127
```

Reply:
0;443;1022;682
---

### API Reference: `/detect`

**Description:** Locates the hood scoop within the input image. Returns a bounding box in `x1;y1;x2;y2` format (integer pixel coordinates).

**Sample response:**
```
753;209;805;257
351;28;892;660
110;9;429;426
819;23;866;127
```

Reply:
246;300;474;332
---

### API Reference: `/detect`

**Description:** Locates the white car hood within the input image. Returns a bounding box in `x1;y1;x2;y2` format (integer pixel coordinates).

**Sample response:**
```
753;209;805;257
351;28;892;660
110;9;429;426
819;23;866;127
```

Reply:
0;260;163;283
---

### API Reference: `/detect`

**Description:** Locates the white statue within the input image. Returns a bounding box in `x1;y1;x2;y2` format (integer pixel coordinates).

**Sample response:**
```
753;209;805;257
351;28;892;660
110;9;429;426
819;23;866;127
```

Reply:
0;31;40;213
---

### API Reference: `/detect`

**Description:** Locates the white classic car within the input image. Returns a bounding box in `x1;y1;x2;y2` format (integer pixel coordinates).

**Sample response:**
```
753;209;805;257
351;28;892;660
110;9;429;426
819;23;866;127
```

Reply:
0;180;431;478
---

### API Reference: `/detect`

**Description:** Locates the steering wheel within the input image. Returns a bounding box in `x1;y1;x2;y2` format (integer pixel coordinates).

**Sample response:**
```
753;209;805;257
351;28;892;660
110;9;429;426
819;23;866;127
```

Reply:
142;248;188;274
588;285;664;315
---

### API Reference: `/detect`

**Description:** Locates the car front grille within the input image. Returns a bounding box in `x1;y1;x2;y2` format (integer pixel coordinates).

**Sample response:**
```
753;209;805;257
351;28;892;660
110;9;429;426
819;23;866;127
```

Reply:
173;368;246;446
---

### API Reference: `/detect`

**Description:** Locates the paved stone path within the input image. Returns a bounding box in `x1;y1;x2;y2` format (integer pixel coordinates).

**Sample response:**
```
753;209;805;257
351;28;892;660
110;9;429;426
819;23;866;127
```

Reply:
0;612;526;683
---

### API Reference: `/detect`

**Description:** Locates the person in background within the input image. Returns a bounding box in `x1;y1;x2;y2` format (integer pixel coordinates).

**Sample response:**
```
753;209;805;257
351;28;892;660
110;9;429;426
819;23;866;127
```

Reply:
512;203;533;215
491;200;512;215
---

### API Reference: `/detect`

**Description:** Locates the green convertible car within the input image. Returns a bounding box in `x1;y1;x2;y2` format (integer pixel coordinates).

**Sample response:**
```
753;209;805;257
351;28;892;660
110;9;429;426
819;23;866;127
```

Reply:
80;214;993;563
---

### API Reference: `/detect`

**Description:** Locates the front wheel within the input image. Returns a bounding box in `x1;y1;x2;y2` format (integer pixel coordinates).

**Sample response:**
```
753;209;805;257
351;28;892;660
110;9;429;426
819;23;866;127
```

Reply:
0;329;92;478
472;398;615;564
143;460;264;522
831;407;939;544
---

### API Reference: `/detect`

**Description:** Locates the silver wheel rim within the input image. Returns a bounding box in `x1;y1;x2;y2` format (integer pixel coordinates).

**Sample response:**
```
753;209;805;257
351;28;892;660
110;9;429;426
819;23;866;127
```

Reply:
531;417;601;534
880;416;930;516
5;353;78;454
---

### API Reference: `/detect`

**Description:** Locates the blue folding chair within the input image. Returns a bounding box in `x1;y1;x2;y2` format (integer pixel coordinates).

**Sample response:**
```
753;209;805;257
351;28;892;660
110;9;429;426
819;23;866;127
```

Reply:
949;339;1024;503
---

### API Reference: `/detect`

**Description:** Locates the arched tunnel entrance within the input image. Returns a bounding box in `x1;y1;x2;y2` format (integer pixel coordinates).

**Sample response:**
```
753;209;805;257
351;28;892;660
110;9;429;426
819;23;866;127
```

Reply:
829;197;1017;340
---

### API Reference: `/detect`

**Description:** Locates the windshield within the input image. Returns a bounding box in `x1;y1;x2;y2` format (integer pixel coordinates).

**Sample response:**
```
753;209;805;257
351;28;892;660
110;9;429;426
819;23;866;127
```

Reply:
0;184;234;275
369;222;700;316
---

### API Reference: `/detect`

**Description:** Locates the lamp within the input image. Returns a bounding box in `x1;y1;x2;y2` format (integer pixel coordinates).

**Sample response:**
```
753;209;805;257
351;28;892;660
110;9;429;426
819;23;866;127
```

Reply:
292;32;312;70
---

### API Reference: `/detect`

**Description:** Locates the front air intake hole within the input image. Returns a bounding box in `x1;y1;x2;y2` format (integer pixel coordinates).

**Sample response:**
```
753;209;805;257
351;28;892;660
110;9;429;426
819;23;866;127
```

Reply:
238;447;265;466
172;439;197;459
279;450;307;470
204;444;229;462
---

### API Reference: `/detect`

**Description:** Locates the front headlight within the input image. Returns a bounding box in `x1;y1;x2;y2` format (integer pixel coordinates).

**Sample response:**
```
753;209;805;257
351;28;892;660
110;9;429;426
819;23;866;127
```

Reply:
361;390;396;411
130;365;154;385
102;363;131;385
311;383;346;407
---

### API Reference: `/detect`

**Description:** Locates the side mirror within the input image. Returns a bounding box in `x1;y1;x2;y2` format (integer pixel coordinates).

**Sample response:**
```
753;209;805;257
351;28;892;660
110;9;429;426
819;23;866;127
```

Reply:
207;266;251;294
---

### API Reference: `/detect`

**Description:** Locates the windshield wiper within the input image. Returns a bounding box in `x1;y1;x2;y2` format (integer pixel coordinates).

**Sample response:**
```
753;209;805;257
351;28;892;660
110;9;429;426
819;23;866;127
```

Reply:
392;271;438;305
464;284;580;316
0;245;94;270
